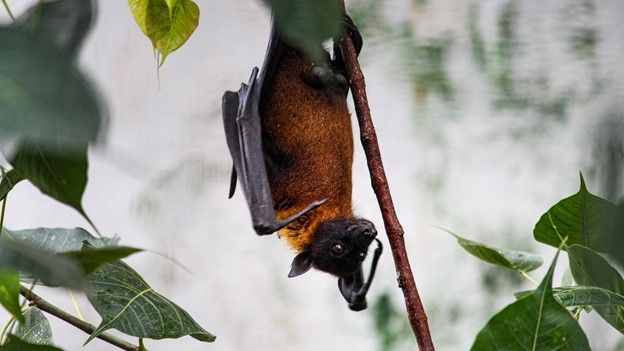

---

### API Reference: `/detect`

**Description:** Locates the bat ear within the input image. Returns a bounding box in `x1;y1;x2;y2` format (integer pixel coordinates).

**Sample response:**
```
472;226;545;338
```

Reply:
288;251;313;278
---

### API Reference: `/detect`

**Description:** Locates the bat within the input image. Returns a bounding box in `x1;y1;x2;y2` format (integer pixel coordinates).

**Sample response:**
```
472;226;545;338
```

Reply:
222;14;382;311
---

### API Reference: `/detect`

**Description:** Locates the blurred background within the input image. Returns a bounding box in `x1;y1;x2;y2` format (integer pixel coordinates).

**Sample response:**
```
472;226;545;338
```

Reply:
1;0;624;350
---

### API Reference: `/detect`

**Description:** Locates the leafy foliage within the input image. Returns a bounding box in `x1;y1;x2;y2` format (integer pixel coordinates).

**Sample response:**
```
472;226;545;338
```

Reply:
9;145;89;218
471;251;591;351
444;228;542;273
15;308;54;346
0;335;63;351
0;1;101;156
263;0;342;65
128;0;199;65
515;286;624;308
0;237;84;289
85;260;215;344
0;269;22;323
0;170;24;201
568;245;624;334
534;174;624;267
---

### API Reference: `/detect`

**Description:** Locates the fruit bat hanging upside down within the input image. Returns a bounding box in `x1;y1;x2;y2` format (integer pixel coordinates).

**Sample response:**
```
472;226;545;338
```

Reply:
221;15;382;311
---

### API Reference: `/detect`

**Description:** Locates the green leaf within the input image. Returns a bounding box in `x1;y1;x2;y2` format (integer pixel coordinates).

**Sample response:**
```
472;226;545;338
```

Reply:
0;237;84;289
64;246;142;275
2;227;117;254
85;260;215;344
15;308;53;345
128;0;199;65
9;143;89;218
263;0;342;65
444;229;542;272
0;269;23;323
0;13;101;156
0;169;25;201
471;251;590;351
3;227;138;277
0;335;62;351
534;174;624;268
514;286;624;308
14;0;93;57
568;244;624;334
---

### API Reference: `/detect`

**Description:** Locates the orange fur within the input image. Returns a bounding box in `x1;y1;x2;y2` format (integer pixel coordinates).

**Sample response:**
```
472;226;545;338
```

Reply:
261;45;354;252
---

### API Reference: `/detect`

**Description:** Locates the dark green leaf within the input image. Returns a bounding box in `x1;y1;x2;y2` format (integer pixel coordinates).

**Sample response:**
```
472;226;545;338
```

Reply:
15;308;53;345
0;236;84;289
10;143;88;217
0;19;101;156
263;0;342;65
534;174;624;267
64;246;142;275
3;227;137;278
0;169;25;201
0;335;62;351
568;244;624;334
14;0;93;57
85;260;215;344
2;227;117;254
128;0;199;65
471;251;590;351
0;269;23;323
444;229;542;272
514;286;624;308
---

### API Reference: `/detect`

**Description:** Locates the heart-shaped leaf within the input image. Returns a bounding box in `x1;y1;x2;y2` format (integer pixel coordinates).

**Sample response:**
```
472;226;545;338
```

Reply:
514;286;624;308
263;0;342;65
1;335;63;351
15;308;54;345
85;260;215;344
568;244;624;334
534;174;624;268
9;144;89;219
471;251;590;350
0;11;101;156
128;0;199;65
444;228;542;273
0;268;23;323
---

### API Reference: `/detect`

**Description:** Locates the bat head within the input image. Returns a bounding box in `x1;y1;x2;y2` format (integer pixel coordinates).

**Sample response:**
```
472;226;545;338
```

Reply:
288;218;383;311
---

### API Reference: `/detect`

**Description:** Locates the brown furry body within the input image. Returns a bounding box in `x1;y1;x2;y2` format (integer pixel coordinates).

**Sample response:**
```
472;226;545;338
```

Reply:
260;44;354;252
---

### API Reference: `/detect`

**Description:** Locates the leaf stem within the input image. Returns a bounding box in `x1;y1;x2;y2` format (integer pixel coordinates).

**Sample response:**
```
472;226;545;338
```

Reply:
0;316;15;344
19;285;139;351
521;271;539;286
1;0;14;21
67;289;85;321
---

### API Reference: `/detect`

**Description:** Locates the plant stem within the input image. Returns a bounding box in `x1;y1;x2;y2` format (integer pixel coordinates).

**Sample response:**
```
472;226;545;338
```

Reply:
1;0;14;21
339;4;434;350
521;271;539;286
67;289;85;321
19;286;139;351
0;316;15;344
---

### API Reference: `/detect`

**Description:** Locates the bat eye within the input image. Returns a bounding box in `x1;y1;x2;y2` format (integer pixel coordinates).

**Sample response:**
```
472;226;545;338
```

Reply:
331;244;345;256
358;252;367;261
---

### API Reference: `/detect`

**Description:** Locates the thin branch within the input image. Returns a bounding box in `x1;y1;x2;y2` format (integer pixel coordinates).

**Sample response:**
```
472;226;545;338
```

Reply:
19;286;139;351
339;5;435;351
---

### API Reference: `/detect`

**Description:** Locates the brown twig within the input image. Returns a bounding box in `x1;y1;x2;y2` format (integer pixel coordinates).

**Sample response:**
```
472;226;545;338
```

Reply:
339;6;435;351
19;286;139;351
